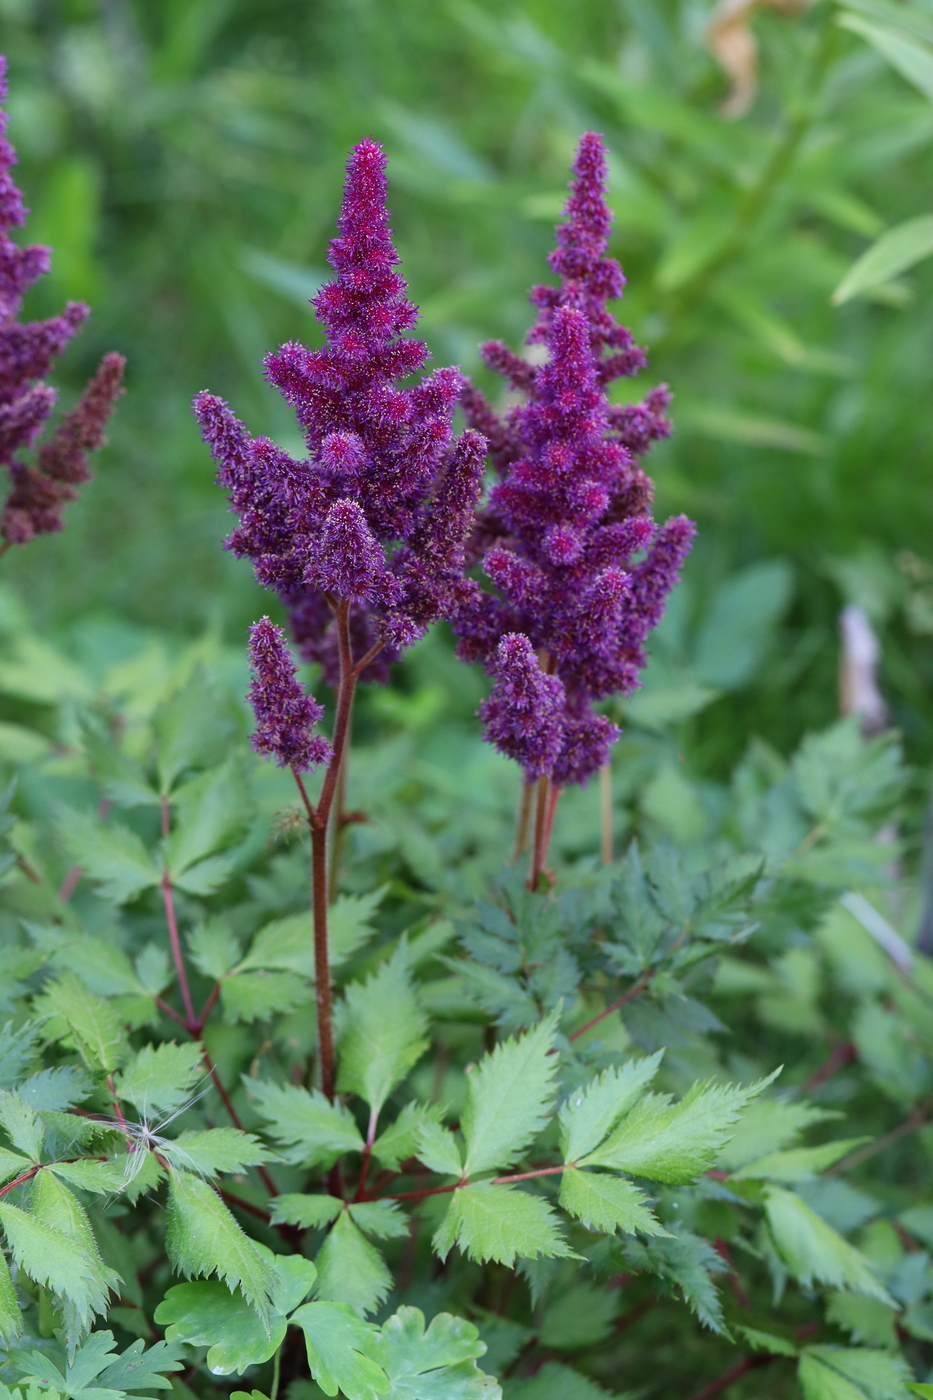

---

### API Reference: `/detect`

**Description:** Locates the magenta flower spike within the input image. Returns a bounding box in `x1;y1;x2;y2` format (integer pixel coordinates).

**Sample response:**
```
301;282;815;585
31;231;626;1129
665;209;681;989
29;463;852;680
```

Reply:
455;132;696;795
0;56;124;546
248;617;332;771
195;137;485;686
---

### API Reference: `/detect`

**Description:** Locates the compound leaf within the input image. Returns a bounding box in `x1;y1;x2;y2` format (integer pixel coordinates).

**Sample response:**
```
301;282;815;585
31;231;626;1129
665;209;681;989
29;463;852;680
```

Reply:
434;1183;573;1266
56;808;161;904
461;1012;560;1178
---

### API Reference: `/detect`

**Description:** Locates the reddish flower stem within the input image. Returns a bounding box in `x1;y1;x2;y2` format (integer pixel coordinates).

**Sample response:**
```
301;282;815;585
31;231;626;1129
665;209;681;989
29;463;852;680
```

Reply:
527;775;551;892
568;971;653;1042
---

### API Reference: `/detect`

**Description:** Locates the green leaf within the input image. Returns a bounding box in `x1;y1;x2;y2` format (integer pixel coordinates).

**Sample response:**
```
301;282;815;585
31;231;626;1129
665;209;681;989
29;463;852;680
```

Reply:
0;1200;113;1341
621;1229;728;1334
314;1211;392;1317
152;668;234;793
246;1081;364;1168
291;1300;389;1400
239;889;387;979
372;1103;444;1172
348;1202;410;1241
460;1011;560;1178
338;945;429;1117
222;971;312;1023
155;1281;286;1375
558;1169;667;1238
19;1065;91;1113
415;1120;463;1177
165;1170;276;1324
329;888;390;966
47;1159;137;1194
833;215;933;305
96;1336;186;1393
188;919;241;979
838;12;933;100
908;1388;933;1399
732;1139;866;1181
163;1128;275;1176
799;1345;916;1400
377;1305;500;1400
173;853;237;897
540;1282;618;1350
0;1088;44;1160
29;1169;122;1343
164;759;249;878
717;1099;838;1171
35;972;128;1074
505;1361;619;1400
764;1189;894;1303
113;1042;204;1118
269;1194;343;1230
0;1245;21;1345
558;1054;663;1163
56;808;162;904
737;1325;798;1357
0;1146;31;1183
14;1330;185;1399
826;1294;898;1349
433;1183;573;1266
581;1073;776;1183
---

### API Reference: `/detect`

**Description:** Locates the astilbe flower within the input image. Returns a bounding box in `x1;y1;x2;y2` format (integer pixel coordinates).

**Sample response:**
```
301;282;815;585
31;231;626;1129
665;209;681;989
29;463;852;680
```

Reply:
0;56;124;546
194;137;485;687
248;617;332;771
454;132;696;787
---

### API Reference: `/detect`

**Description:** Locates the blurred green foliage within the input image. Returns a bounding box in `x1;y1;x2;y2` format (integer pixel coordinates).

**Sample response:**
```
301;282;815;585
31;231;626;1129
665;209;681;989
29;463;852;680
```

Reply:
0;0;932;775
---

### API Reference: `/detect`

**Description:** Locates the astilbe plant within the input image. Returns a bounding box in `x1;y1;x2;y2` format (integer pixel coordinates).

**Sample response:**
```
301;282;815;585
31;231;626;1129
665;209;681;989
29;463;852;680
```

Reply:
455;134;695;888
0;57;124;550
194;138;485;1097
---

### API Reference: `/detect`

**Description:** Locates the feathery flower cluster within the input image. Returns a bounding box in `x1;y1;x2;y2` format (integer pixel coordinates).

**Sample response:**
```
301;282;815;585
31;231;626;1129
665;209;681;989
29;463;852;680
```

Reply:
195;138;485;689
456;132;695;786
0;56;124;545
248;618;332;771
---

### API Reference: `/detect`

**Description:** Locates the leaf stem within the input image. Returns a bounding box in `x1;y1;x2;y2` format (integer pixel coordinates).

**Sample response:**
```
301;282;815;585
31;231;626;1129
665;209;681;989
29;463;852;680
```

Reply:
568;971;653;1042
514;781;534;861
354;1107;380;1202
382;1162;568;1202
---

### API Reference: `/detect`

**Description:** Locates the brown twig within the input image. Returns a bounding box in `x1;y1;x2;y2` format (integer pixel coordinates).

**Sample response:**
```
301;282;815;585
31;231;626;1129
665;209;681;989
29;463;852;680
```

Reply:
829;1092;933;1175
568;972;653;1042
802;1040;856;1095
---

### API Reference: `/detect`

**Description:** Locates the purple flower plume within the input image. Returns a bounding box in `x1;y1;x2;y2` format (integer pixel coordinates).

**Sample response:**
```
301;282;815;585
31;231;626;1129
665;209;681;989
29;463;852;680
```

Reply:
456;132;695;786
195;138;485;686
0;56;124;545
248;617;332;771
479;634;565;783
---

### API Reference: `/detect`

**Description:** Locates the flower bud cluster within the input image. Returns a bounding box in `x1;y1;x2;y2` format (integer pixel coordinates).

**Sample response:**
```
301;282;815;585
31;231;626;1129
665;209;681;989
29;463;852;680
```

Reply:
455;133;695;786
0;57;124;545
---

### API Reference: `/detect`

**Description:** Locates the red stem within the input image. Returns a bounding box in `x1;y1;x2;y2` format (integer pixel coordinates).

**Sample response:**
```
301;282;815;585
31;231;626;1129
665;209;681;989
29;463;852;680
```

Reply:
569;972;653;1042
0;1166;40;1197
161;872;197;1030
685;1354;777;1400
527;775;551;892
354;1107;379;1203
803;1040;856;1094
382;1162;568;1203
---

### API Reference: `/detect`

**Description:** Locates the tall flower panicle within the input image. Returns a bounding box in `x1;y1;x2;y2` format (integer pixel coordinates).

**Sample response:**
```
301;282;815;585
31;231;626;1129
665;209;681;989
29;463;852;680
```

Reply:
248;618;332;771
479;634;566;783
455;132;695;789
195;137;485;686
0;56;124;546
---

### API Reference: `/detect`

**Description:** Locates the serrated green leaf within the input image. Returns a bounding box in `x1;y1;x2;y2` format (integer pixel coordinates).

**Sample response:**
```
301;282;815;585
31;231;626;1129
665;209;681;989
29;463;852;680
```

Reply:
732;1139;867;1181
372;1103;444;1172
314;1211;392;1317
377;1305;500;1400
0;1089;44;1160
737;1325;798;1356
155;1281;286;1375
433;1183;573;1266
246;1081;364;1168
164;759;249;878
0;1200;113;1344
621;1229;728;1334
163;1128;275;1177
153;669;234;793
165;1170;276;1324
20;1066;91;1113
47;1159;135;1194
505;1361;618;1400
765;1189;894;1303
717;1099;838;1172
56;808;162;904
97;1336;185;1392
415;1120;462;1177
0;1245;21;1345
348;1202;410;1241
269;1194;343;1230
826;1294;898;1349
35;973;128;1074
173;853;237;897
581;1072;776;1183
291;1300;388;1400
799;1345;915;1400
0;1146;32;1184
187;919;241;979
558;1054;663;1163
539;1282;618;1350
558;1169;667;1238
461;1012;560;1178
113;1042;204;1118
28;1167;122;1345
338;945;429;1118
222;971;312;1023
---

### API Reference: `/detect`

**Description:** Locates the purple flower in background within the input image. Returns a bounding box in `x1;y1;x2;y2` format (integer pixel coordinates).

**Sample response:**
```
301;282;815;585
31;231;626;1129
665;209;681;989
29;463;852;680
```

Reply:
195;137;485;686
0;56;124;546
455;132;695;790
248;617;332;771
